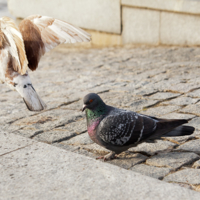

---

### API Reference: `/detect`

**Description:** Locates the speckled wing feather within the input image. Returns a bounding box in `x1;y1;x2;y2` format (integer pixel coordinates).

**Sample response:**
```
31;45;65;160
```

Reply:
0;17;28;75
97;111;157;146
19;15;91;71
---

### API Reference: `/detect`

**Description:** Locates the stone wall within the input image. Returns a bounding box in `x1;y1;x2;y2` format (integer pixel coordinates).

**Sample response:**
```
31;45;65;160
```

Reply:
7;0;200;46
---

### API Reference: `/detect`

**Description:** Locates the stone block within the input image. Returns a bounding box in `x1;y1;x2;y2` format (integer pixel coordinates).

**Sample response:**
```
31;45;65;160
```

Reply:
162;113;195;120
149;92;180;100
140;105;181;117
122;7;160;45
166;96;198;106
187;117;200;130
187;89;200;98
176;139;200;154
146;152;199;170
61;132;93;146
8;0;121;34
129;140;177;156
160;12;200;46
164;168;200;185
181;105;200;116
1;136;200;199
34;119;87;143
108;153;148;169
131;164;172;180
122;0;200;15
193;160;200;169
0;132;34;156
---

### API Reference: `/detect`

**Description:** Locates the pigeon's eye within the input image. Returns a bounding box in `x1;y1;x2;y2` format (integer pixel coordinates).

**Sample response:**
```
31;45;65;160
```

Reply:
89;99;93;103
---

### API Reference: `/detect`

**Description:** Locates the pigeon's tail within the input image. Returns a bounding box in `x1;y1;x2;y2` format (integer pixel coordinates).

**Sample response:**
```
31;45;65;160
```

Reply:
163;125;195;137
147;119;194;140
14;75;47;111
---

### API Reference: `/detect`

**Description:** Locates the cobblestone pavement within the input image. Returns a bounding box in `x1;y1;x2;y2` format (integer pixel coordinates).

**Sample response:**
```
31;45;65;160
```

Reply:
1;46;200;191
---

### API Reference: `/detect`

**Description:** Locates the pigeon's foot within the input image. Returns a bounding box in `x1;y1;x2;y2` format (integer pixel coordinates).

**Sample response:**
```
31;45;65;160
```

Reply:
96;152;116;161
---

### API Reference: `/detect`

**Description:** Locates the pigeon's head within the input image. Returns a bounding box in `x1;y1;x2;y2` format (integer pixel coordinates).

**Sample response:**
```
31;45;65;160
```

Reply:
82;93;104;112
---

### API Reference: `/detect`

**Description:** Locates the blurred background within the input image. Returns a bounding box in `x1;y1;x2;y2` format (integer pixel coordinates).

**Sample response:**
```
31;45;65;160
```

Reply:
1;0;200;47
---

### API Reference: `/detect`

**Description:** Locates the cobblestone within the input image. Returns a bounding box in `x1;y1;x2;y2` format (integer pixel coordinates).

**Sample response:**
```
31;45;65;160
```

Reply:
193;160;200;169
146;152;199;170
149;92;180;100
164;169;200;185
131;164;172;180
1;46;200;191
176;139;200;155
129;140;177;155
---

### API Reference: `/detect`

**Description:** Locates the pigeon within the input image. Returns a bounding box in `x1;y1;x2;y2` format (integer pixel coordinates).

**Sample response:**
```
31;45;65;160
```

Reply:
0;15;91;111
82;93;195;161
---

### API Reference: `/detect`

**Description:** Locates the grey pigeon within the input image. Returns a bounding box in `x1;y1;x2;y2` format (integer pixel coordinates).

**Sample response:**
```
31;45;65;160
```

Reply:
82;93;195;161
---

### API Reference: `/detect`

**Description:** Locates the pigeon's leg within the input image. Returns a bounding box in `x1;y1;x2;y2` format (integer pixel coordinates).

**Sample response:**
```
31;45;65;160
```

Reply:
96;152;116;161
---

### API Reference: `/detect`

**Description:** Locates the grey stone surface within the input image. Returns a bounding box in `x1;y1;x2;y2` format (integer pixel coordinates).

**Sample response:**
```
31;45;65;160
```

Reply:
62;132;93;145
187;89;200;98
131;164;172;180
126;99;159;112
181;104;200;116
162;112;196;120
166;96;198;106
1;134;200;200
149;92;180;100
176;139;200;154
108;153;148;169
161;12;200;46
140;105;181;117
0;132;34;155
122;0;200;15
165;135;196;144
146;152;200;170
34;119;87;143
172;183;193;190
8;0;121;34
82;143;110;154
164;169;200;185
187;117;200;130
129;140;177;156
122;7;160;45
193;160;200;169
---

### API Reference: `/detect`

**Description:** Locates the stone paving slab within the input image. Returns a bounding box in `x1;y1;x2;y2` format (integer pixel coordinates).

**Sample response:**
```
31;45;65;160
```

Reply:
176;139;200;154
34;119;87;143
129;140;177;156
0;132;34;156
182;105;200;116
2;134;200;200
162;112;196;120
131;164;172;180
140;105;181;117
108;153;148;169
187;117;200;130
149;92;180;100
166;96;198;106
193;160;200;169
164;168;200;185
146;152;200;170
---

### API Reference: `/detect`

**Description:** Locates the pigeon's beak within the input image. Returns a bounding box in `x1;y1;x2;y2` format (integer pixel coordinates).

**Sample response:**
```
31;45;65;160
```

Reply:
82;104;87;112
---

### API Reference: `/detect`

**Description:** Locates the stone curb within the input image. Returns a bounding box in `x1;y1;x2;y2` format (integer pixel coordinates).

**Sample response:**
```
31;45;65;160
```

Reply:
1;132;200;200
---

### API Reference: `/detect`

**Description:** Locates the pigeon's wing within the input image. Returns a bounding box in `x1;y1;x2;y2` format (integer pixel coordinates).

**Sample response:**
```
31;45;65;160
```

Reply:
19;15;91;71
0;17;28;75
97;111;157;146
